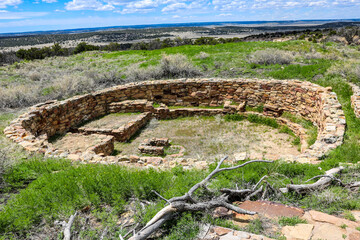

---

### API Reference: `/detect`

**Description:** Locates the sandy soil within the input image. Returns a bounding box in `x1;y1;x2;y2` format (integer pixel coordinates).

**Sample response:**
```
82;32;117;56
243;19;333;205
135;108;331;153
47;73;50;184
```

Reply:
115;116;300;161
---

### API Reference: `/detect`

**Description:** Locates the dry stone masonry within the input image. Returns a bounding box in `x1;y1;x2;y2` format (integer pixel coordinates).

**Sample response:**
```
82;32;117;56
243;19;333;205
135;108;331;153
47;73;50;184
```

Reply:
350;82;360;118
4;78;346;167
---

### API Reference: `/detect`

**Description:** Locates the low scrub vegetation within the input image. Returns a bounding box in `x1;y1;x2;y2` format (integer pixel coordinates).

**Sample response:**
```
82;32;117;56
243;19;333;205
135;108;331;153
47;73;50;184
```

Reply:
278;216;307;226
0;157;358;239
248;49;294;65
126;54;201;81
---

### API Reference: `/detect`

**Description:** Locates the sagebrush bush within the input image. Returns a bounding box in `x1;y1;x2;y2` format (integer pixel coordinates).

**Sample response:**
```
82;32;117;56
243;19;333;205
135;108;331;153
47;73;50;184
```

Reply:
0;55;128;109
327;61;360;82
160;54;202;78
125;54;202;81
248;49;294;65
196;51;210;60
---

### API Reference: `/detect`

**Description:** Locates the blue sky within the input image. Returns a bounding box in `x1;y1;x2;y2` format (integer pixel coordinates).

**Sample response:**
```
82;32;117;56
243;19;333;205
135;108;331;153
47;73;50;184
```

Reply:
0;0;359;33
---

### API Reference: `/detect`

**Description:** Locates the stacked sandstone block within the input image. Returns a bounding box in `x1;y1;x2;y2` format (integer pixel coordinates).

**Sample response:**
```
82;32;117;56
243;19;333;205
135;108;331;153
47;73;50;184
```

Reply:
350;83;360;118
3;78;346;166
138;138;170;156
75;112;152;142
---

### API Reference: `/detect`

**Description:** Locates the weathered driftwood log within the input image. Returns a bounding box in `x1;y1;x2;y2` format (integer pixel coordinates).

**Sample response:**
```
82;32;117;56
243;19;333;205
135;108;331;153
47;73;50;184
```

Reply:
63;212;77;240
279;167;344;194
126;157;273;240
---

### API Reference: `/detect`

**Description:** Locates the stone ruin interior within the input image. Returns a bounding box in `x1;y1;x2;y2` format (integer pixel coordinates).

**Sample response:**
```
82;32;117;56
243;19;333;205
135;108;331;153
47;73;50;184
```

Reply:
4;78;346;168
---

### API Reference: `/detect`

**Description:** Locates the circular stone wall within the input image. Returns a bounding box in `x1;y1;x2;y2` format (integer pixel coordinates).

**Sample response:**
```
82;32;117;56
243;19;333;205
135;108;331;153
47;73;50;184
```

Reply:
4;78;346;166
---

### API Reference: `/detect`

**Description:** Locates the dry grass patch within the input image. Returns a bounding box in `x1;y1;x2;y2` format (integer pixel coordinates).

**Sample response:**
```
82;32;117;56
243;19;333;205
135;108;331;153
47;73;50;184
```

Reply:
115;116;300;160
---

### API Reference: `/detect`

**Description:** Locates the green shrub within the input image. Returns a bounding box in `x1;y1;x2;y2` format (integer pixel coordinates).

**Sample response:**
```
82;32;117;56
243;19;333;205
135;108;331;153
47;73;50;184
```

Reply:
278;216;307;226
165;213;200;240
344;211;356;221
246;105;264;113
247;114;279;128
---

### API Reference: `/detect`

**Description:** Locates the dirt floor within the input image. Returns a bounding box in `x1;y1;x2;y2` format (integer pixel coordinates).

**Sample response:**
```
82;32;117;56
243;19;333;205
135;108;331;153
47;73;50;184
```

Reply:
114;116;300;161
50;133;104;152
81;113;141;129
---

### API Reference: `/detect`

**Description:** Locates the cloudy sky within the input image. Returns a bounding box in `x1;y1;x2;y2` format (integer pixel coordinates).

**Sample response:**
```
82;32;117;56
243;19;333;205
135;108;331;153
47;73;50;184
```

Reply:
0;0;359;33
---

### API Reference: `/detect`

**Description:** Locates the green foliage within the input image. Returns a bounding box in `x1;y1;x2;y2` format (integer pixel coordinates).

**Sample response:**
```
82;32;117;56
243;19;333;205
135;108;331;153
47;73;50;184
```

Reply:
243;219;264;235
278;216;307;226
279;125;295;136
15;43;68;61
292;137;301;146
224;114;246;122
247;114;279;128
267;60;331;80
0;160;206;235
164;213;200;240
2;157;72;189
344;211;356;221
246;105;264;113
73;42;100;54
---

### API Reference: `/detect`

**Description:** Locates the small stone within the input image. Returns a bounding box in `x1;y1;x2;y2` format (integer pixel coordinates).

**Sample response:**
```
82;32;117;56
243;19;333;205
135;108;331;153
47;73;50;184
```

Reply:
213;226;232;236
234;152;247;161
129;155;140;163
118;155;130;162
233;212;259;223
141;157;163;166
68;154;80;161
213;207;233;218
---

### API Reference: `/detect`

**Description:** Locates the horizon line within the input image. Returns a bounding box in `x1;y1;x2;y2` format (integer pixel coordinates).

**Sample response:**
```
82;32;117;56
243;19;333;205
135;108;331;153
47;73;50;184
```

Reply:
1;18;360;36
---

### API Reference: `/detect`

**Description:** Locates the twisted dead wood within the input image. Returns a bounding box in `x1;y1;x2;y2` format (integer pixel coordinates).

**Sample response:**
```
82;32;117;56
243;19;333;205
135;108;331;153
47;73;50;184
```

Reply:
127;157;273;240
279;166;344;194
63;212;77;240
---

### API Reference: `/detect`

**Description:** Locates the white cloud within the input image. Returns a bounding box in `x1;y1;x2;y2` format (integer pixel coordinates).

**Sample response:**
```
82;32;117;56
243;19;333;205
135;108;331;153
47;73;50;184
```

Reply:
0;11;48;19
42;0;57;3
211;0;360;10
217;13;232;16
162;2;187;12
0;0;22;8
65;0;115;11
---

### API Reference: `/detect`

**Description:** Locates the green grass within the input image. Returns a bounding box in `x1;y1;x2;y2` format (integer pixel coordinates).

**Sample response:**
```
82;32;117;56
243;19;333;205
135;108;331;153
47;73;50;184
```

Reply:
167;105;224;109
344;211;356;222
278;216;307;227
246;105;264;113
281;112;318;146
247;114;279;128
224;114;246;122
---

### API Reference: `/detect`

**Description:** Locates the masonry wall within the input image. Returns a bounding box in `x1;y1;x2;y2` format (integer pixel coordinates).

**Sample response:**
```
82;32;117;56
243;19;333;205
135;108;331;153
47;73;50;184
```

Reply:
18;79;326;137
5;78;346;164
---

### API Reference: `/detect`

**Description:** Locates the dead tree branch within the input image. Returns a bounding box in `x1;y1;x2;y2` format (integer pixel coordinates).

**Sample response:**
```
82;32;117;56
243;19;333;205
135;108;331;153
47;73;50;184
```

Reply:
64;212;77;240
127;157;273;240
279;167;344;194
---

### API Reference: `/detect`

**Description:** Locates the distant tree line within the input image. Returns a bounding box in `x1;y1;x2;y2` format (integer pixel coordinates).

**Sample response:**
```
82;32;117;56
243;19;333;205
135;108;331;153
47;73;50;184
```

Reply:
1;26;359;66
0;37;242;65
